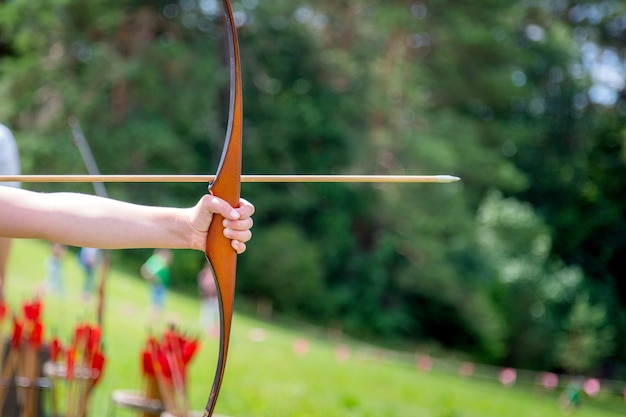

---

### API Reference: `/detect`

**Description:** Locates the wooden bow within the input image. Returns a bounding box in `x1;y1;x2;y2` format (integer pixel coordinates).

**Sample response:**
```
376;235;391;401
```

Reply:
202;0;242;416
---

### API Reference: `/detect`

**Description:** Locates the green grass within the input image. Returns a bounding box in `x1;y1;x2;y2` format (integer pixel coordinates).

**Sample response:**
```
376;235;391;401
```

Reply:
5;239;625;417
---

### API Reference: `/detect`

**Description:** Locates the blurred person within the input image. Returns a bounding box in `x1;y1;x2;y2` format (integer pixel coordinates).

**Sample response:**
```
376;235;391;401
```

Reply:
141;248;173;320
44;243;67;297
559;377;583;414
0;123;21;301
77;247;100;302
197;262;219;337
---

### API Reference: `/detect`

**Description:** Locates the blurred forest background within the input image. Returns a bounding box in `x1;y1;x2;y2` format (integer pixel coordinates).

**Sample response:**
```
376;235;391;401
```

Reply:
1;0;625;380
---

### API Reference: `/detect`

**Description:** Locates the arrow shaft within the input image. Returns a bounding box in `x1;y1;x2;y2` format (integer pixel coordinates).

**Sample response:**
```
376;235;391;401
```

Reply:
0;174;459;183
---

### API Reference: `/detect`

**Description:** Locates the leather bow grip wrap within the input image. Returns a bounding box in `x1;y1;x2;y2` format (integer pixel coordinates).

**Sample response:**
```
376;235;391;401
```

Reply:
203;0;243;416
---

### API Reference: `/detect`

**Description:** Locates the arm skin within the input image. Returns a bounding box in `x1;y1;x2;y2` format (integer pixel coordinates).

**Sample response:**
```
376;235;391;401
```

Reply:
0;187;254;253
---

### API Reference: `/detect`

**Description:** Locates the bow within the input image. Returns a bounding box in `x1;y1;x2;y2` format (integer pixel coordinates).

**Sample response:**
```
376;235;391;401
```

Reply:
202;0;242;416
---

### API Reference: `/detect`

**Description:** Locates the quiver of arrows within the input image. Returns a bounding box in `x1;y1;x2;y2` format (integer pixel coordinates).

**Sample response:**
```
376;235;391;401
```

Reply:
140;326;200;417
44;322;106;417
0;299;51;417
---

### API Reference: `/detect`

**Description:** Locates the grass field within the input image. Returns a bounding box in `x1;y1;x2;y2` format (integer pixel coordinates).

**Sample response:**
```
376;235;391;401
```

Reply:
5;238;625;417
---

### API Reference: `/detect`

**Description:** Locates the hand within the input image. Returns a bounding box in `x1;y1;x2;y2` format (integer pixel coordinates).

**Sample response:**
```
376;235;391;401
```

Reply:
187;195;255;254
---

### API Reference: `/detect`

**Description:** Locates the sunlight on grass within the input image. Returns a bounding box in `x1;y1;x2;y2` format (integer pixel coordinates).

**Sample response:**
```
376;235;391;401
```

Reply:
4;239;624;417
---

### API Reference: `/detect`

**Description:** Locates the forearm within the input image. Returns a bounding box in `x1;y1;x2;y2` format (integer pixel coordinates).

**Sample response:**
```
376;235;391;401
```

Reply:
4;190;192;249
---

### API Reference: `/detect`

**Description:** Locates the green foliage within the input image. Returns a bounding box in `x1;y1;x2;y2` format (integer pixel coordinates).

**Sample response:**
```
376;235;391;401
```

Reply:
556;292;615;374
475;190;619;372
238;223;326;316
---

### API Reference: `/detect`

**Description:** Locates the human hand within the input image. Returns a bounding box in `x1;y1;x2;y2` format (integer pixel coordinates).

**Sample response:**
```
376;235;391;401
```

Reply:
187;195;255;253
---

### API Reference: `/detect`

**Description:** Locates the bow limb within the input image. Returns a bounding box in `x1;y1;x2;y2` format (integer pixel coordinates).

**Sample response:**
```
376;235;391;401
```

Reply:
203;0;242;416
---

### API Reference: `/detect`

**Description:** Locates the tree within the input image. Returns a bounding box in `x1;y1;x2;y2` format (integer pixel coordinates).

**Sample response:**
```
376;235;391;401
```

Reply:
556;292;615;374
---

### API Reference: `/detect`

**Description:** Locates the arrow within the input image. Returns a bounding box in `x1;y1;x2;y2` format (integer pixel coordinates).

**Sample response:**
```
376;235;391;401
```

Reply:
0;174;460;183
